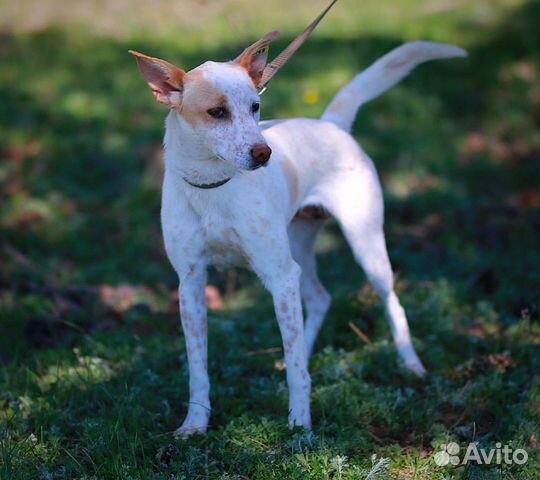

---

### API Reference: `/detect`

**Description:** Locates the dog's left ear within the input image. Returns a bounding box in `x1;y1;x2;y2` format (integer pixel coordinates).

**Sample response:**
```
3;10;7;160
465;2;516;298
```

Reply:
233;31;280;88
129;50;186;108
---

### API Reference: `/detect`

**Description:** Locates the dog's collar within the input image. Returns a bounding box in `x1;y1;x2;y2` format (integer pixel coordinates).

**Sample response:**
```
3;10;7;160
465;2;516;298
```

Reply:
183;176;232;189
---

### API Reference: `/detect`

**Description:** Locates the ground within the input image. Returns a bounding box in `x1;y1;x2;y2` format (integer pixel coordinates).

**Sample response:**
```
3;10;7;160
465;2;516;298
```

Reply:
0;0;539;478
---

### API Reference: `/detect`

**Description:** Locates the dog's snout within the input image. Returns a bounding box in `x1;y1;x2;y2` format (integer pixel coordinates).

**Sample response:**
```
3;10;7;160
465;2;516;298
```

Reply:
250;143;272;167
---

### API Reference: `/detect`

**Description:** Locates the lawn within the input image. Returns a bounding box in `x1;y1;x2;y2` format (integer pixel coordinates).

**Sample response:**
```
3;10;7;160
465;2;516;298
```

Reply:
0;0;539;478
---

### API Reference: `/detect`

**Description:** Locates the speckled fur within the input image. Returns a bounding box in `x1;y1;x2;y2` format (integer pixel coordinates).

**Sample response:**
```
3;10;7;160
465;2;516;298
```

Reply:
131;40;466;437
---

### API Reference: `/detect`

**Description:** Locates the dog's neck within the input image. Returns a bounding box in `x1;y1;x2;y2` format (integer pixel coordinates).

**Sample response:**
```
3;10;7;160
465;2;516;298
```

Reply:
163;110;239;187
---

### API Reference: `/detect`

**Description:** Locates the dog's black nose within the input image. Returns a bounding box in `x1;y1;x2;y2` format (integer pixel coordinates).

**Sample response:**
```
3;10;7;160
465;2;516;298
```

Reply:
250;143;272;167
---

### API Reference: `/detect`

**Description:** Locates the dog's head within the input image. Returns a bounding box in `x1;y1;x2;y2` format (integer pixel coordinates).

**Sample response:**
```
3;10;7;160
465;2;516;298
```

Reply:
130;32;280;171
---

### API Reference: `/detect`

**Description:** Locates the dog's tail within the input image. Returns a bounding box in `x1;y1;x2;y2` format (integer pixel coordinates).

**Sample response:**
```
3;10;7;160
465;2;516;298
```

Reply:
321;41;467;132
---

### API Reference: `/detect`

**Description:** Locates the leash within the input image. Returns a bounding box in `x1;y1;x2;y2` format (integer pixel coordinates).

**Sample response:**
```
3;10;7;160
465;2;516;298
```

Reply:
258;0;338;94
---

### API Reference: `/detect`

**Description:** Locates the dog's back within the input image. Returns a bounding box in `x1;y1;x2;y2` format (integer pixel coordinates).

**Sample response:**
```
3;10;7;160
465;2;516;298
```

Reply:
259;41;467;220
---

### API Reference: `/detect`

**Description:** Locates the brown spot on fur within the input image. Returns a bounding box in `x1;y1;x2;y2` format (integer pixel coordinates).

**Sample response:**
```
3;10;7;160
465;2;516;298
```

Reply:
280;300;289;313
293;205;330;221
180;72;229;127
280;156;299;204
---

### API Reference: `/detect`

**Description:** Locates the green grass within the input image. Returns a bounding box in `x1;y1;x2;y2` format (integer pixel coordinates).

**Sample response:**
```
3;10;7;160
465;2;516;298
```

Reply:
1;0;539;478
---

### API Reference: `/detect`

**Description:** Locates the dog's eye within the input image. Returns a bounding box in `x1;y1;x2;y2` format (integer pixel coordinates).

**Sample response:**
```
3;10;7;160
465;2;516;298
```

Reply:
251;102;260;113
207;107;229;119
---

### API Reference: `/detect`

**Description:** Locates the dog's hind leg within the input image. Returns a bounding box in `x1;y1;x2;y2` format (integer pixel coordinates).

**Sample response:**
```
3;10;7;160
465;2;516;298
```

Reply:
323;161;427;377
288;212;332;358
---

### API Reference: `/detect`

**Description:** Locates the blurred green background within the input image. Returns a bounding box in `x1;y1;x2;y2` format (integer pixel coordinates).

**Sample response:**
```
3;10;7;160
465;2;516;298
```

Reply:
0;0;538;478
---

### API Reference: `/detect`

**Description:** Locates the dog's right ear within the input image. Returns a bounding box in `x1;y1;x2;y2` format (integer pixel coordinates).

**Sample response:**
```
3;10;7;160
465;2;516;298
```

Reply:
129;50;186;108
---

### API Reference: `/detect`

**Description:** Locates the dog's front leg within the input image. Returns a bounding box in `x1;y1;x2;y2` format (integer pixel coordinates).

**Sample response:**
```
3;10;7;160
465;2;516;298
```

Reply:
174;262;210;437
269;263;312;429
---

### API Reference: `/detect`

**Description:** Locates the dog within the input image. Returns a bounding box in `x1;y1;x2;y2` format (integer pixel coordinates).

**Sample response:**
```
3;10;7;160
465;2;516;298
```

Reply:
130;15;465;436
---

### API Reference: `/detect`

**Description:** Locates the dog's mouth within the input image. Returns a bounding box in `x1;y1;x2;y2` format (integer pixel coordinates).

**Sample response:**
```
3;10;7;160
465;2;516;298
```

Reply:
216;154;269;171
247;162;268;171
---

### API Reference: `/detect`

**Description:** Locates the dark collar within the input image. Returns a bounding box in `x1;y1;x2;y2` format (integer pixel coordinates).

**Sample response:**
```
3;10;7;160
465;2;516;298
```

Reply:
183;176;232;189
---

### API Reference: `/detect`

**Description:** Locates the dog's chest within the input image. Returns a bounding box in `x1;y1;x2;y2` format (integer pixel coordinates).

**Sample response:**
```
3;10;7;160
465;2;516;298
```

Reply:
203;220;249;268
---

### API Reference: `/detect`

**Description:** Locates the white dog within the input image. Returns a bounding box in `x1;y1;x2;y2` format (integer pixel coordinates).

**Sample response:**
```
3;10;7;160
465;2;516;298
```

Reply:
130;19;465;436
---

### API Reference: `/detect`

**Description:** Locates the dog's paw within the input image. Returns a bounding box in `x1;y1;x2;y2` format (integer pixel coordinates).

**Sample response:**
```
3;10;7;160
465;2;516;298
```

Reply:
288;419;312;430
173;407;210;439
405;358;427;378
173;423;207;439
398;344;427;378
288;408;312;430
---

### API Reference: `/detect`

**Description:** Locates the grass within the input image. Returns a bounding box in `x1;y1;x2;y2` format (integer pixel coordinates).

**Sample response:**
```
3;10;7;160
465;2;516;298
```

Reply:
0;0;539;478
